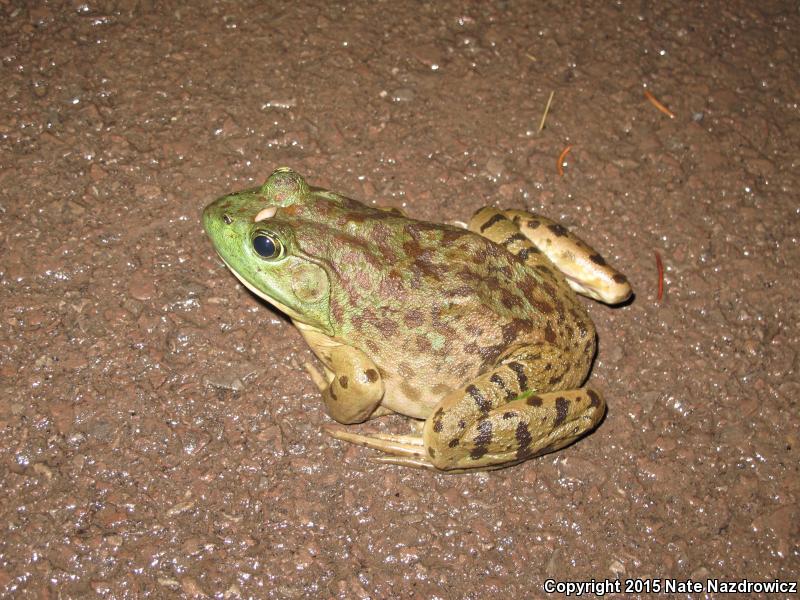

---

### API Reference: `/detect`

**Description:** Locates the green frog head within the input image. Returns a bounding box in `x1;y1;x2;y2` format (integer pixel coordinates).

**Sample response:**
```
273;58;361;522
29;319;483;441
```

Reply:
203;168;334;334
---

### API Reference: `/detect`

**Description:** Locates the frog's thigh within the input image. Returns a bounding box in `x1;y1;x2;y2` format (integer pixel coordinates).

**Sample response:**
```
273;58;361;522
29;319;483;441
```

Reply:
470;207;632;304
322;345;386;424
425;386;604;470
422;351;605;470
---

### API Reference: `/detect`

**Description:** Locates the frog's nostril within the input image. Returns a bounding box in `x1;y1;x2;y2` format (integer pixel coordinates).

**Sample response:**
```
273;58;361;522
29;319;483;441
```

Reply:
223;214;233;225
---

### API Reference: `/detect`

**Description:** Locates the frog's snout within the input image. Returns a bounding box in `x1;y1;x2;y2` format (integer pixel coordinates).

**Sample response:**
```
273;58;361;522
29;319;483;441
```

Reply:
202;200;233;235
202;203;217;235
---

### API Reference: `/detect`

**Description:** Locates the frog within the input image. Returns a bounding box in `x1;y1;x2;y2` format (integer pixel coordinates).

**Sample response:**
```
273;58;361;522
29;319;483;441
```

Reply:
203;167;632;471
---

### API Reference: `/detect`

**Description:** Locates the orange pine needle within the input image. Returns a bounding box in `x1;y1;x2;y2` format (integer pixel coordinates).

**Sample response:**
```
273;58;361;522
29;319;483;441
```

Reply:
557;145;573;176
644;90;675;119
655;251;664;301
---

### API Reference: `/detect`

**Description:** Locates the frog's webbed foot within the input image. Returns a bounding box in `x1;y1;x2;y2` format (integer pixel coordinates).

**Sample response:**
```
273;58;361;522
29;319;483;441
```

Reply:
323;426;424;451
323;425;438;469
370;456;439;469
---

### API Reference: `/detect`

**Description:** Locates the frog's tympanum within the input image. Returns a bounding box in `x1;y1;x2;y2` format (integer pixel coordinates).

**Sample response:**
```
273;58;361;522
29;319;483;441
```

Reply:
203;168;632;471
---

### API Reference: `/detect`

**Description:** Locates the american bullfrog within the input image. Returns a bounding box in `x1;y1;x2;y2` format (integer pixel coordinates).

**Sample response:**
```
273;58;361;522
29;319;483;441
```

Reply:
203;168;632;471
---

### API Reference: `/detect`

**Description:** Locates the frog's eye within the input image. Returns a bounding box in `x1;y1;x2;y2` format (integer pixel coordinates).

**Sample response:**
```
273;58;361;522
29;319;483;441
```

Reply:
252;232;283;259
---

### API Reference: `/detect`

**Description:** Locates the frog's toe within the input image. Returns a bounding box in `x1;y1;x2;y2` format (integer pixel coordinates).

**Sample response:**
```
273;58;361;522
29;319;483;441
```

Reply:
363;431;425;445
323;425;426;458
369;456;438;469
303;361;330;392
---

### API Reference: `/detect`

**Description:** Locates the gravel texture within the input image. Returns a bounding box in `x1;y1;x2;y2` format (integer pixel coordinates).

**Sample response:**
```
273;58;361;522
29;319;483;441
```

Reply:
1;1;798;597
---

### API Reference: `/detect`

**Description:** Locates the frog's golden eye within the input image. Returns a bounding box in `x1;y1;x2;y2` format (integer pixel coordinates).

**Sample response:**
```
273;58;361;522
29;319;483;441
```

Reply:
252;232;283;259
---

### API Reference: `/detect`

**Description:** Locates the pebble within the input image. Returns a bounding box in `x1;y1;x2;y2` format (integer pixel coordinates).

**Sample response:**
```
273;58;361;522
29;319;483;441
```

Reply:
485;157;505;179
202;373;244;391
128;271;156;301
134;183;163;201
390;88;415;102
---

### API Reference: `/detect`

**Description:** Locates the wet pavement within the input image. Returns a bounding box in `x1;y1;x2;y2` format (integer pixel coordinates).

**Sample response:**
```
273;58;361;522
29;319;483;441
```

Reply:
1;1;798;597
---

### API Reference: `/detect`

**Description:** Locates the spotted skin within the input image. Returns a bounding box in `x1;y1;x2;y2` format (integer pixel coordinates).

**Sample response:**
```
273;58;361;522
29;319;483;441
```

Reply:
419;341;604;469
482;208;633;304
203;168;632;471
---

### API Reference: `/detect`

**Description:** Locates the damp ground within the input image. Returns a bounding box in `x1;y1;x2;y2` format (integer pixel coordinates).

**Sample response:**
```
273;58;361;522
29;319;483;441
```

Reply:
1;1;797;597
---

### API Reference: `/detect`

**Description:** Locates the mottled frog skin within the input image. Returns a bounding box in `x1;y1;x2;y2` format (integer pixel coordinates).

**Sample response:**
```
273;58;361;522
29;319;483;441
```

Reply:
203;168;632;471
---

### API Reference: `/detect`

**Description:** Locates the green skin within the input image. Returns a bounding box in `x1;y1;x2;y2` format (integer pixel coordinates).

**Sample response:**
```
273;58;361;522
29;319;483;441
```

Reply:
203;168;632;471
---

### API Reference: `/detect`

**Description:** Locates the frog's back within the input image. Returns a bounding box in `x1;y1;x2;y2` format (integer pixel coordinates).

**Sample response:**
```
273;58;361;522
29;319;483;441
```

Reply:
304;211;595;408
390;219;596;359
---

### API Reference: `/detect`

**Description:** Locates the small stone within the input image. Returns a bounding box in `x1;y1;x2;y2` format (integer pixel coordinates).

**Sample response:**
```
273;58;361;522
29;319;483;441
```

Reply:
134;183;162;201
690;566;710;580
158;577;180;590
128;271;156;301
90;163;107;181
166;500;195;517
654;435;676;453
411;43;442;69
498;183;515;200
390;88;415;102
203;372;244;391
224;584;242;599
31;79;48;98
609;559;626;575
32;463;53;479
485;157;505;179
262;98;297;109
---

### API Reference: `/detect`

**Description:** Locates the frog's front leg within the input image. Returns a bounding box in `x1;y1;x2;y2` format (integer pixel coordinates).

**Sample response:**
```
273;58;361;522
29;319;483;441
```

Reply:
297;322;391;423
308;345;387;424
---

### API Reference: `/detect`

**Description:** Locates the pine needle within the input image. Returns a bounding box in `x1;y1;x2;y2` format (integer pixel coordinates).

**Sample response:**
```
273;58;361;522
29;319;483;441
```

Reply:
538;91;555;133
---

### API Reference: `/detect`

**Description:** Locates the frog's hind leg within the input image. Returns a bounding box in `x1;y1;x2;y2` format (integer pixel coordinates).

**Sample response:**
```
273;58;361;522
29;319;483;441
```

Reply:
432;385;604;470
326;375;604;472
421;345;606;471
470;207;632;304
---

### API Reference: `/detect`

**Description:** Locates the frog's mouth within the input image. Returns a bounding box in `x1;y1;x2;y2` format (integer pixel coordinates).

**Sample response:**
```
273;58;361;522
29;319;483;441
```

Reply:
217;254;299;321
